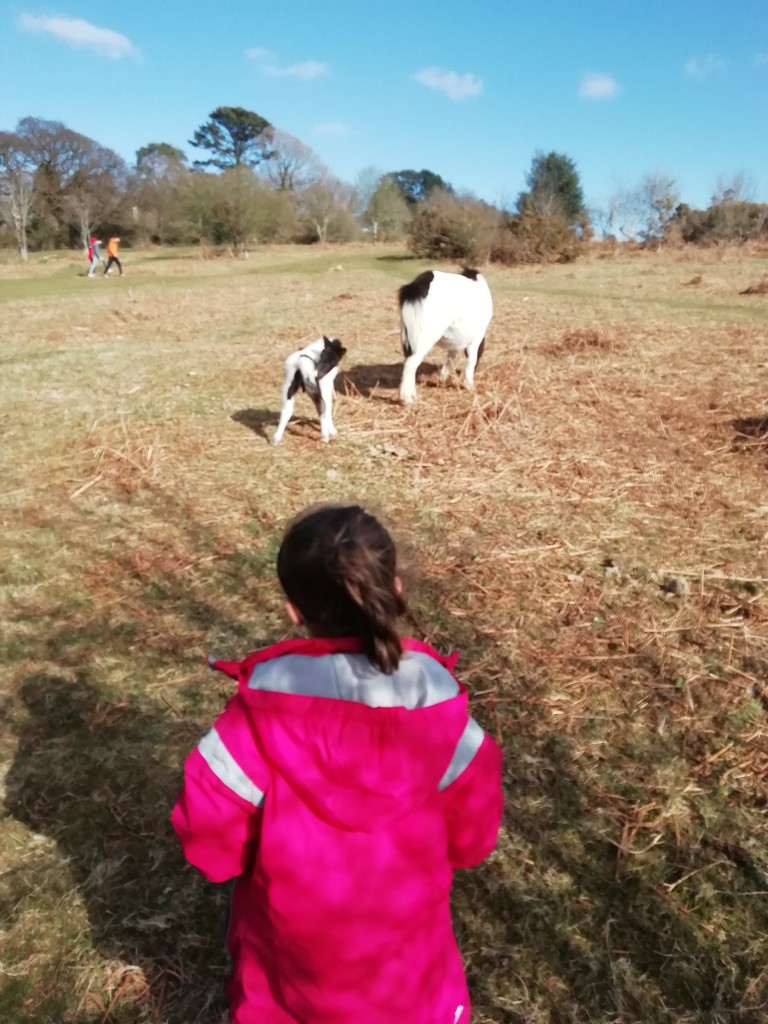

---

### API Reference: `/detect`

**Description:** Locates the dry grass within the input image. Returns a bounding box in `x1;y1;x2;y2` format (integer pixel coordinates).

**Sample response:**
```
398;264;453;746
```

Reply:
1;243;767;1023
740;275;768;296
542;327;623;355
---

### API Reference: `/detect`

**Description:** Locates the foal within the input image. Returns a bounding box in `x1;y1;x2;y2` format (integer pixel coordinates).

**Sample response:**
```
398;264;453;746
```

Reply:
272;336;347;445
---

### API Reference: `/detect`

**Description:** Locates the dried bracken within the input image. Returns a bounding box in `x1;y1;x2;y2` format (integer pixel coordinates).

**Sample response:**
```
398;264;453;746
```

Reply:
740;275;768;295
1;244;767;1024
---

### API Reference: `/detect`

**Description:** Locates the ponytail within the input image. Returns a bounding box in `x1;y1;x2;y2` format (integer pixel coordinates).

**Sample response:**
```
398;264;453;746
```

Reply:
277;504;406;673
336;541;405;674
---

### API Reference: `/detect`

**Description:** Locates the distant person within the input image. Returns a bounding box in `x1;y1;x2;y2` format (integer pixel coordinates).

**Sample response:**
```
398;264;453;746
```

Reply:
104;236;123;277
171;503;504;1024
86;236;104;278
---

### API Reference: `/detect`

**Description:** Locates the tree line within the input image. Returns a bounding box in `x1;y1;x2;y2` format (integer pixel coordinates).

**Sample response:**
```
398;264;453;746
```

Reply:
1;106;766;264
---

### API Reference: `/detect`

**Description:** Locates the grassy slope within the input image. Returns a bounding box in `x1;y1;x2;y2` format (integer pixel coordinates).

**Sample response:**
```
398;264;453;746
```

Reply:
1;244;767;1023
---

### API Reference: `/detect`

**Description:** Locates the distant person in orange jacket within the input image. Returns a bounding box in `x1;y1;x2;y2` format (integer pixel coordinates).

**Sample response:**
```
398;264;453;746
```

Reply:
104;236;122;277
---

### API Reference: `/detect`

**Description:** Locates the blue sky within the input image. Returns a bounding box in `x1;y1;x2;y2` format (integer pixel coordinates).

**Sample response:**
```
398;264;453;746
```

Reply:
2;0;766;214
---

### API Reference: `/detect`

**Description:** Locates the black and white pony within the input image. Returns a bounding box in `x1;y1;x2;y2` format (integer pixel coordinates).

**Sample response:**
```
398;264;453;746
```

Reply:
398;268;493;404
272;336;347;445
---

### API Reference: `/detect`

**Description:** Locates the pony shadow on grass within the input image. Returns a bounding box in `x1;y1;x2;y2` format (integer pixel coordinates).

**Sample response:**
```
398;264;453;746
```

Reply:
231;408;328;444
231;362;441;440
375;254;419;263
341;361;439;401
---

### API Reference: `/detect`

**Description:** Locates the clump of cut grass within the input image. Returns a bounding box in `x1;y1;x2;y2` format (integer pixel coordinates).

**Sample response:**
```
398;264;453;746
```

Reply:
72;417;162;500
544;327;622;355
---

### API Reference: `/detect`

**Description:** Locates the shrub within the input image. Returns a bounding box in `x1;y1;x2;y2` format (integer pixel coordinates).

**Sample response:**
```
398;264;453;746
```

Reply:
672;201;768;247
407;192;499;263
491;211;584;265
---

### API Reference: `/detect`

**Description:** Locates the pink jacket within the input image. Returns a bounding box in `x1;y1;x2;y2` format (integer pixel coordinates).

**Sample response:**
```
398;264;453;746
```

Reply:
171;637;503;1024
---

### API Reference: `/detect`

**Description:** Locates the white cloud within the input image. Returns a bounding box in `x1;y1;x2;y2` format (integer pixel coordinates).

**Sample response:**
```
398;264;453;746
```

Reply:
684;55;726;79
579;72;621;100
19;14;140;60
314;122;348;137
246;47;328;80
413;67;482;101
245;47;277;62
265;60;328;81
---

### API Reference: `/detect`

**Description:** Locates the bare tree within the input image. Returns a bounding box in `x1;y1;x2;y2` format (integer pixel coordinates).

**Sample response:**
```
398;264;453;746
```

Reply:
0;132;35;260
637;171;679;246
610;186;641;242
65;143;129;248
707;173;765;249
16;117;90;184
365;176;411;241
266;131;325;191
15;118;127;248
134;143;188;243
353;166;383;215
2;117;94;252
351;167;410;241
710;172;755;205
299;177;356;243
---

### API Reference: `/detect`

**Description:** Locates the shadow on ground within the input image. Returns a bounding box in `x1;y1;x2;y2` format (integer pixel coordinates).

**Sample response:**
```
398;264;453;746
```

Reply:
231;407;279;442
453;726;768;1023
732;414;768;455
2;503;278;1022
231;407;330;445
341;361;439;400
4;506;768;1023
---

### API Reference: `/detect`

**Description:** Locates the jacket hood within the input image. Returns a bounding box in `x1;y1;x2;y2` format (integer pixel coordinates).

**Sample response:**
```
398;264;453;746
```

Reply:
209;638;470;831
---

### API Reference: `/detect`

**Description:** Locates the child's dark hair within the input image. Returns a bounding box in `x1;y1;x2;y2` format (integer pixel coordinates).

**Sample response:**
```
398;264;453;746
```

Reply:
277;504;406;674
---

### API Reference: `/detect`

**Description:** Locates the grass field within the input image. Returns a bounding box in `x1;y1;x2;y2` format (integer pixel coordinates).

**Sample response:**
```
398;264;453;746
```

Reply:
1;242;767;1023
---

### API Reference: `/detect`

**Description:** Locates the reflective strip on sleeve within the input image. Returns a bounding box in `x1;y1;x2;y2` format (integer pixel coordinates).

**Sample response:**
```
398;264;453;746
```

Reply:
438;718;485;791
198;727;265;808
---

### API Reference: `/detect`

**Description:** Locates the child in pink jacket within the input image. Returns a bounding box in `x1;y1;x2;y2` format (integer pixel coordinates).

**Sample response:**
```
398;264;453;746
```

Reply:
171;504;504;1024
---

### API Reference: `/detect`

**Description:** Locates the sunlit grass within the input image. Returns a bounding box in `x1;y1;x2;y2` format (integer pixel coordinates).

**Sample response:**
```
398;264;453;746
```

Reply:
1;242;767;1023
